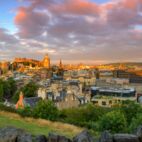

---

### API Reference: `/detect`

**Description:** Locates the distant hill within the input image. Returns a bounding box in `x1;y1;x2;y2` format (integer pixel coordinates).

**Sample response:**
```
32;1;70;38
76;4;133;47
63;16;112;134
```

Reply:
104;62;142;66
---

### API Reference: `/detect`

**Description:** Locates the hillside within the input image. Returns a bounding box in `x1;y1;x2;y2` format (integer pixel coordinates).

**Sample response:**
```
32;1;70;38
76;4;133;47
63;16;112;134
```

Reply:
0;111;83;138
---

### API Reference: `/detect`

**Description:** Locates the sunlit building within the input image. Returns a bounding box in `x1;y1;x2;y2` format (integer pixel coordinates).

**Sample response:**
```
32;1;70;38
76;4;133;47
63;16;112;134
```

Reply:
42;54;50;69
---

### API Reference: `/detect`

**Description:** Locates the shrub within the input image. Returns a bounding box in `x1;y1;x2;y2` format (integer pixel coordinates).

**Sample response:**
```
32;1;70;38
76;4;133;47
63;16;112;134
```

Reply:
60;103;110;129
0;103;16;113
99;110;127;133
17;106;33;117
0;84;4;102
22;82;39;98
12;90;20;103
120;101;142;125
33;100;59;121
129;113;142;132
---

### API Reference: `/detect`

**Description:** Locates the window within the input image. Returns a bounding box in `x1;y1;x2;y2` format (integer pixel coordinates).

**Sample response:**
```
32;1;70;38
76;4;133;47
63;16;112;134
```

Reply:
94;101;98;104
102;101;106;106
109;100;112;104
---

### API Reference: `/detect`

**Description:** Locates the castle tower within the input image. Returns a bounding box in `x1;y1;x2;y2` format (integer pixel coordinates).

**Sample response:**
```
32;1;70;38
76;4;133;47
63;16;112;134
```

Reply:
42;54;50;69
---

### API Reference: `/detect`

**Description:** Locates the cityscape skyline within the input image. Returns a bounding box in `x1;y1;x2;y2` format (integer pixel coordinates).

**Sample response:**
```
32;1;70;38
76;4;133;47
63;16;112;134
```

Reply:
0;0;142;64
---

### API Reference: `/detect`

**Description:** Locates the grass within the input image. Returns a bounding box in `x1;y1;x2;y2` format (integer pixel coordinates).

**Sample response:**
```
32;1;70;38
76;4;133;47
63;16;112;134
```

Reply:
0;111;83;138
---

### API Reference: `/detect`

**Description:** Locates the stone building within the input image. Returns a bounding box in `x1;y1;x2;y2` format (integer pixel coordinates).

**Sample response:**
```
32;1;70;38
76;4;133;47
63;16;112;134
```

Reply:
55;90;80;110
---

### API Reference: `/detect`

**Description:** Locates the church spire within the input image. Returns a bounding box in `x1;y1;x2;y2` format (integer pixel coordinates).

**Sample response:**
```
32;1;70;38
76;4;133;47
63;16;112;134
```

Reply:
59;59;63;69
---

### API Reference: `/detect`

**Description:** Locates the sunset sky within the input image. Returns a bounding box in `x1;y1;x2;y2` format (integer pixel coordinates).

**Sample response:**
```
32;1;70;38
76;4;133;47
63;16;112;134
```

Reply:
0;0;142;64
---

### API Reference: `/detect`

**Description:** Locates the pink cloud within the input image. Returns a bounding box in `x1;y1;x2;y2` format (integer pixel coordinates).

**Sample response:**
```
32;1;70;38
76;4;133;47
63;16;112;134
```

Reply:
15;7;49;38
8;0;142;63
50;0;99;15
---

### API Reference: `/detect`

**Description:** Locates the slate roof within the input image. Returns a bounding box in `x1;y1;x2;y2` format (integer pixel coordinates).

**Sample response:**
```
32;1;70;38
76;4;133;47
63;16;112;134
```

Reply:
23;97;42;107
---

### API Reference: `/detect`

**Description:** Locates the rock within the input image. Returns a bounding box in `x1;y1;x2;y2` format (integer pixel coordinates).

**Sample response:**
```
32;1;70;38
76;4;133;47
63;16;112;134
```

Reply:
35;135;47;142
113;134;140;142
135;125;142;142
73;130;94;142
17;133;33;142
48;133;72;142
0;127;25;142
99;131;113;142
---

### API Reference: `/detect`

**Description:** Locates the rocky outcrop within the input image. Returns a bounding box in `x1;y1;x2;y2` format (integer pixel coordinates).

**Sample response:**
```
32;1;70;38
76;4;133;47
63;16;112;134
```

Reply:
34;135;47;142
1;126;142;142
135;125;142;142
48;133;72;142
98;131;113;142
0;127;25;142
73;130;94;142
98;126;142;142
113;134;139;142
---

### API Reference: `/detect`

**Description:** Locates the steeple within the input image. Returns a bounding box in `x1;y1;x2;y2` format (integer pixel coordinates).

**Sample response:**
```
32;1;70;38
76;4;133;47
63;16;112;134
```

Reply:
59;59;63;69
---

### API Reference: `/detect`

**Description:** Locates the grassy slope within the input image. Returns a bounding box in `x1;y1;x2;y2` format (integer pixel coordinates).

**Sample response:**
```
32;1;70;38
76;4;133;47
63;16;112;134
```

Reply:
0;111;83;138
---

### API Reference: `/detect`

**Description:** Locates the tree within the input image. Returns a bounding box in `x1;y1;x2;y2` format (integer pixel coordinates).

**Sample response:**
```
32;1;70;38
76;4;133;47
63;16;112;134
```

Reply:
129;113;142;132
0;78;17;101
12;90;20;103
120;100;142;125
7;77;17;98
33;100;59;121
60;103;110;129
0;84;4;102
99;110;127;133
22;82;39;98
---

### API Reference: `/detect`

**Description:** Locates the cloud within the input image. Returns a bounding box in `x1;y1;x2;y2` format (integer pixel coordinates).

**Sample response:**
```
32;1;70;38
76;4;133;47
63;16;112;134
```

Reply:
1;0;142;64
14;7;49;38
0;28;18;44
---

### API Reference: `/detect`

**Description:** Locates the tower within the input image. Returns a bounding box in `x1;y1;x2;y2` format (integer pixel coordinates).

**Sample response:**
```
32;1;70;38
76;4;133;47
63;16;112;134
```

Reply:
42;54;50;69
59;59;63;69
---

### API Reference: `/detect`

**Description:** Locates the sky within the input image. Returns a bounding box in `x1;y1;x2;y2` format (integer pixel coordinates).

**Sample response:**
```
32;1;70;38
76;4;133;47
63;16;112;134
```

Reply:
0;0;142;64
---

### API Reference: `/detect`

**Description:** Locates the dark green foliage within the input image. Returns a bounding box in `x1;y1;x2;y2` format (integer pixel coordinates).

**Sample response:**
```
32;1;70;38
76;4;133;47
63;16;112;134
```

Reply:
129;113;142;132
12;90;20;103
12;81;39;103
120;100;142;125
7;77;17;97
60;103;110;129
0;84;4;102
33;100;59;121
17;106;33;117
22;81;39;98
0;78;17;101
99;110;127;133
0;103;16;113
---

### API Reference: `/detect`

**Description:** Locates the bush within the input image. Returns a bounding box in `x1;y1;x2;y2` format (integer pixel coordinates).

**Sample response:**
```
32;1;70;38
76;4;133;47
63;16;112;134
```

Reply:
0;84;4;102
17;106;33;117
33;100;59;121
12;90;20;103
0;78;17;102
0;103;16;113
129;113;142;132
99;110;127;133
22;82;39;98
60;103;110;129
120;101;142;125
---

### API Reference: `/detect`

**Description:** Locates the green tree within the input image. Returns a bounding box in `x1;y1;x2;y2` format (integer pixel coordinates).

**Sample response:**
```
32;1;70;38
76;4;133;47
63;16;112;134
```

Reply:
22;82;39;98
120;100;142;125
99;110;127;133
12;90;20;103
33;100;59;121
60;103;110;129
129;113;142;132
0;84;4;102
7;77;17;98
